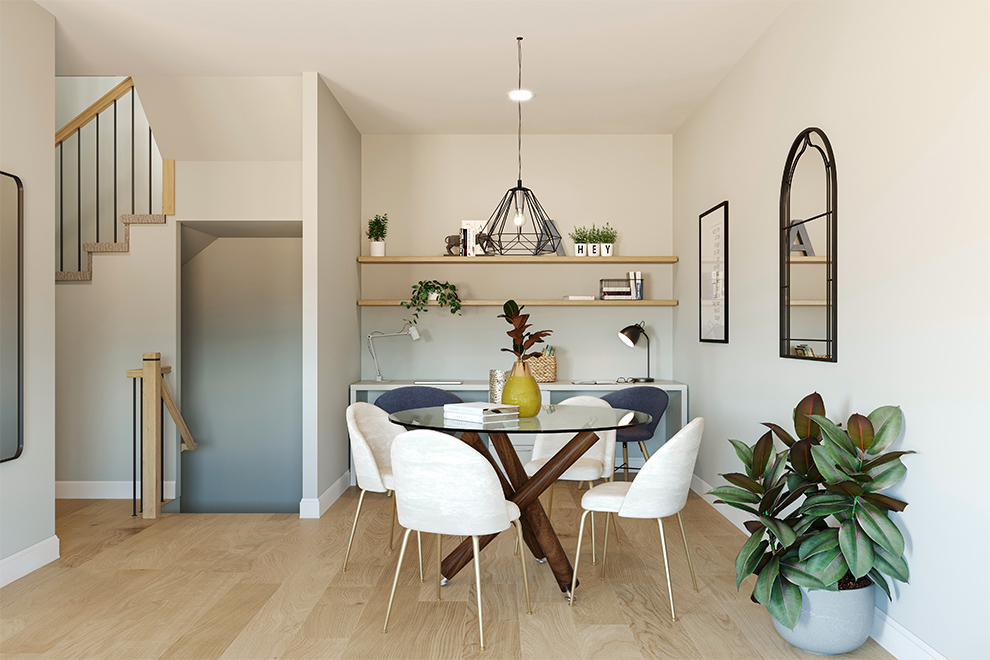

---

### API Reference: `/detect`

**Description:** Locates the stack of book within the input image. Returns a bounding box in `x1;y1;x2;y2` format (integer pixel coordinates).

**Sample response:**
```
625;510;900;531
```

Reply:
442;402;520;427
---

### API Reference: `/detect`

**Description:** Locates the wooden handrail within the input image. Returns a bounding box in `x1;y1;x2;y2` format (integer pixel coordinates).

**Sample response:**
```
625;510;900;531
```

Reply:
55;77;134;146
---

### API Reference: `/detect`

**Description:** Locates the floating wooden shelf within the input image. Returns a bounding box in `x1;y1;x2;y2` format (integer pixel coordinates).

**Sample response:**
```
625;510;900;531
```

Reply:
358;255;678;264
358;299;678;307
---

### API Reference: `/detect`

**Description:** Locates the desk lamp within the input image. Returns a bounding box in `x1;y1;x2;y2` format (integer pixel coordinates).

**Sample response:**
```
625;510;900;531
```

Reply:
368;323;420;382
618;322;654;382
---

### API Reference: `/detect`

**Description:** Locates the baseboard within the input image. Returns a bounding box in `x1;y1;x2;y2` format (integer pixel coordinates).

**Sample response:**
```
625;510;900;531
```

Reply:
56;481;176;500
0;535;59;588
299;470;350;519
691;474;944;660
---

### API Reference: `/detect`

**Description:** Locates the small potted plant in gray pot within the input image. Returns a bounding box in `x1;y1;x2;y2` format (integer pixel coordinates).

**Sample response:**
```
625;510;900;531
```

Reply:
401;279;462;324
367;213;388;256
709;393;911;655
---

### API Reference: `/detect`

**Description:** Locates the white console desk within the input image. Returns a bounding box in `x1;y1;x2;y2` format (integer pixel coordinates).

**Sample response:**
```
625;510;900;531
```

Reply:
348;380;689;477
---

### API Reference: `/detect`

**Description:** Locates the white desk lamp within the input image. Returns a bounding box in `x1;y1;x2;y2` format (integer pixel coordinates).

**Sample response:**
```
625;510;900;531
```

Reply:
368;323;420;382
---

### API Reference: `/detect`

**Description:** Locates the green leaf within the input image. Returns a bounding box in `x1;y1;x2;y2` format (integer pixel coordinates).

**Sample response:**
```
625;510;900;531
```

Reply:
846;413;875;452
873;545;910;583
808;414;859;457
869;567;892;600
773;482;817;516
820;437;856;470
752;431;774;480
799;528;839;560
708;486;762;506
761;516;797;549
758;482;785;516
806;545;848;587
867;406;903;455
793;392;825;439
855;501;905;556
780;558;827;590
722;472;764;494
801;503;849;517
728;438;754;472
501;299;519;318
864;461;907;492
861;451;915;472
754;555;780;606
735;531;768;589
811;445;845;484
839;518;875;579
762;422;797;447
765;451;789;491
788;438;817;477
767;573;803;630
860;492;908;512
823;481;864;498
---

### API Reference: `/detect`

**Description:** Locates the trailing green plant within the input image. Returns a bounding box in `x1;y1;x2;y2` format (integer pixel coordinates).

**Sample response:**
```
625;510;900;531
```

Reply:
709;393;911;630
597;222;617;244
568;226;590;244
498;300;552;360
400;280;461;324
366;213;388;241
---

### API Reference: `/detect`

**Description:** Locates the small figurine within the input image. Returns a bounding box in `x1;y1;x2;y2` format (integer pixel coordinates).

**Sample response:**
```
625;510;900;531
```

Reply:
445;232;495;256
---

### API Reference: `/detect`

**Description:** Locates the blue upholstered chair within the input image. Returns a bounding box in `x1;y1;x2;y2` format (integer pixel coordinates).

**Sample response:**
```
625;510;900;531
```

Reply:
374;386;463;414
601;386;669;481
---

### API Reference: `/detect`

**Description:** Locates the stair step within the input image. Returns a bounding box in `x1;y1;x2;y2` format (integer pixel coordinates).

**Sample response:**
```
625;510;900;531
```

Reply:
56;271;93;282
121;214;166;225
83;242;128;253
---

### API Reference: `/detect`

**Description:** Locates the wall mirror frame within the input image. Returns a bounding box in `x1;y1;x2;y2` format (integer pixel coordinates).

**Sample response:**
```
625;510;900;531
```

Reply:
1;170;24;462
779;127;837;362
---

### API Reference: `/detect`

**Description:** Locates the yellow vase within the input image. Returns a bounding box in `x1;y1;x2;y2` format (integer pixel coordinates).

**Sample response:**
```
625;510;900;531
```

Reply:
501;360;542;417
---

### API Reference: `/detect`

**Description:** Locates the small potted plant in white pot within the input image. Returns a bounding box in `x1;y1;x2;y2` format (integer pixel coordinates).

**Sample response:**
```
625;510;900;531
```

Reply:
587;224;601;257
367;213;388;257
598;222;617;257
568;226;590;257
400;280;462;324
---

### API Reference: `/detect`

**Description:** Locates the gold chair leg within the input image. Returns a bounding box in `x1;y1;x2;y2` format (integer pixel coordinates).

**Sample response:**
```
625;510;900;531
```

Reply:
591;512;597;565
657;518;676;622
600;511;611;580
383;528;413;633
436;534;442;600
472;535;485;651
513;521;532;614
342;489;367;572
389;492;396;551
639;441;651;461
570;510;592;605
417;531;423;582
677;512;698;592
610;511;622;546
622;443;630;482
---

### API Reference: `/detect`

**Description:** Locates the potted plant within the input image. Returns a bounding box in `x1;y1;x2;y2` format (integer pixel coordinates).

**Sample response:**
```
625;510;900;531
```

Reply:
367;213;388;256
598;222;617;257
568;226;590;257
497;300;552;417
709;393;911;655
587;224;602;257
400;280;462;324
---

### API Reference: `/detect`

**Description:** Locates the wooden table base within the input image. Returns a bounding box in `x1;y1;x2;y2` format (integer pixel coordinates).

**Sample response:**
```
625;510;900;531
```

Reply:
441;430;601;593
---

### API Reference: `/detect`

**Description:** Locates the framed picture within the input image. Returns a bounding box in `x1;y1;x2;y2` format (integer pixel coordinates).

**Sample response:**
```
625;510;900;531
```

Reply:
699;201;728;343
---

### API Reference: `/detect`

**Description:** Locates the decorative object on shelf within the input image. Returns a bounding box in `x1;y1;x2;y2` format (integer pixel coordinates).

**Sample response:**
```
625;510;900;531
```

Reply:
601;275;642;301
367;323;421;382
780;127;837;362
481;37;564;257
401;280;462;324
708;393;910;653
699;201;729;343
568;225;590;257
367;213;388;257
489;369;509;403
597;222;617;257
617;322;654;382
498;299;553;416
445;230;495;256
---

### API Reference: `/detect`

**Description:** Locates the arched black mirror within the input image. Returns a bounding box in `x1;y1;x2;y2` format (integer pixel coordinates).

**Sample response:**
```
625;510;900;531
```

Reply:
0;171;24;462
779;128;837;362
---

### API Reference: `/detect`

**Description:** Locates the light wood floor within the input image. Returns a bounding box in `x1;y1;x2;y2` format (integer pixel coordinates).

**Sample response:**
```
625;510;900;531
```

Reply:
0;485;894;659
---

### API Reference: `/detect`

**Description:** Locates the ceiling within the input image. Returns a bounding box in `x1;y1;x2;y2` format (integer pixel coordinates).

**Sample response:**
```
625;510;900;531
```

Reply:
36;0;790;135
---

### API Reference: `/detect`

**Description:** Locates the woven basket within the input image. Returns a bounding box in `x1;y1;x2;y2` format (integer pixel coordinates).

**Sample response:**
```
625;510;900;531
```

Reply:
527;356;557;382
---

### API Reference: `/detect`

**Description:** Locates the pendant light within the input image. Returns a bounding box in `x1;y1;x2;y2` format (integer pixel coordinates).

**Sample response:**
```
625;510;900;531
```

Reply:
482;37;564;256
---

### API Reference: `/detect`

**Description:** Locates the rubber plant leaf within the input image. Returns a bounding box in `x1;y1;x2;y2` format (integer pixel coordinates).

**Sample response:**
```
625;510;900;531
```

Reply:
723;472;764;494
808;413;858;457
869;567;892;600
762;422;797;447
788;438;817;477
864;461;907;492
810;445;845;484
735;531;768;589
754;555;780;606
860;492;908;512
855;500;905;556
767;573;803;631
839;518;875;579
873;544;910;583
760;515;797;550
823;481;864;498
708;486;761;506
793;392;825;439
780;557;827;591
861;451;915;472
805;545;849;587
867;405;903;455
846;413;875;453
758;482;786;517
752;431;774;479
798;527;839;561
728;438;755;475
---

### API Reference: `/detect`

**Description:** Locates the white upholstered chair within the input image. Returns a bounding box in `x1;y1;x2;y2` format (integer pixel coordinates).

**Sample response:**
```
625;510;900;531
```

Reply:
343;402;422;576
383;430;532;651
569;417;705;621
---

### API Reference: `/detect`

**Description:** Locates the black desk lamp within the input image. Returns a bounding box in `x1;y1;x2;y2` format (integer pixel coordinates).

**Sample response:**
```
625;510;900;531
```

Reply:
618;322;654;382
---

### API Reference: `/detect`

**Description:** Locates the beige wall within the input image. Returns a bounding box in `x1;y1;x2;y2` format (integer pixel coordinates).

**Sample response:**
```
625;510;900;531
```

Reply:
360;135;675;383
671;2;989;658
0;0;57;570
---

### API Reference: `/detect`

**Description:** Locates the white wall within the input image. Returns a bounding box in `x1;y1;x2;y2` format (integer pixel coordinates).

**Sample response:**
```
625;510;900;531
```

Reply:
0;0;58;580
671;2;989;659
300;73;362;516
360;135;675;383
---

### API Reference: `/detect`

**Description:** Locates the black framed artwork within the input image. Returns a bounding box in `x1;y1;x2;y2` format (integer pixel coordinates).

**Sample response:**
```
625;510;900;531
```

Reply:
699;201;728;343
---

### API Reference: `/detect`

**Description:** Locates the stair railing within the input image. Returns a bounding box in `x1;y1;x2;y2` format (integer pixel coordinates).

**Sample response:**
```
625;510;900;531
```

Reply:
55;77;174;277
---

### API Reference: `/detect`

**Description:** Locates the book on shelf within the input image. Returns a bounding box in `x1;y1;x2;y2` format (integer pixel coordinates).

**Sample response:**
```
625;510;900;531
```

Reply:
563;295;596;300
443;411;519;423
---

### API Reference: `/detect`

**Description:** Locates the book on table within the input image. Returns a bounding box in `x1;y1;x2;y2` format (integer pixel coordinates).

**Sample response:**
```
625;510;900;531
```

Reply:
441;417;519;430
443;402;519;421
443;410;519;423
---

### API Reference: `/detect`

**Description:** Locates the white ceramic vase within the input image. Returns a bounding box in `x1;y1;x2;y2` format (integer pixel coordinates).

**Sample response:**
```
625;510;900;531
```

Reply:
370;241;386;257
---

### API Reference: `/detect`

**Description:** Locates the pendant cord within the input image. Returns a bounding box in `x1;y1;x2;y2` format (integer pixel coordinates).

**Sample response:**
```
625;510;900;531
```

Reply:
517;36;523;183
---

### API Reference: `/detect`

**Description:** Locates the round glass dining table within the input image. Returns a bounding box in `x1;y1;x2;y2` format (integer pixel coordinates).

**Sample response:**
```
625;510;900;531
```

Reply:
388;404;651;594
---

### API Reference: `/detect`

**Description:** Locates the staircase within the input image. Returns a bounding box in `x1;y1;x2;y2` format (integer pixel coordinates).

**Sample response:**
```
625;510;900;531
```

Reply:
54;77;174;282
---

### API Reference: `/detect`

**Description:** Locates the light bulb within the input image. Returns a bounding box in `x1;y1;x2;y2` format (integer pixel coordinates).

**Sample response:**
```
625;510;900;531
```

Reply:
513;210;525;226
508;89;534;102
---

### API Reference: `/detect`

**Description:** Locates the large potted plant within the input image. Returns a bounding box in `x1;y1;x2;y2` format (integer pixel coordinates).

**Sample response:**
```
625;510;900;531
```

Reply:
709;393;911;655
497;300;552;417
400;280;462;324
